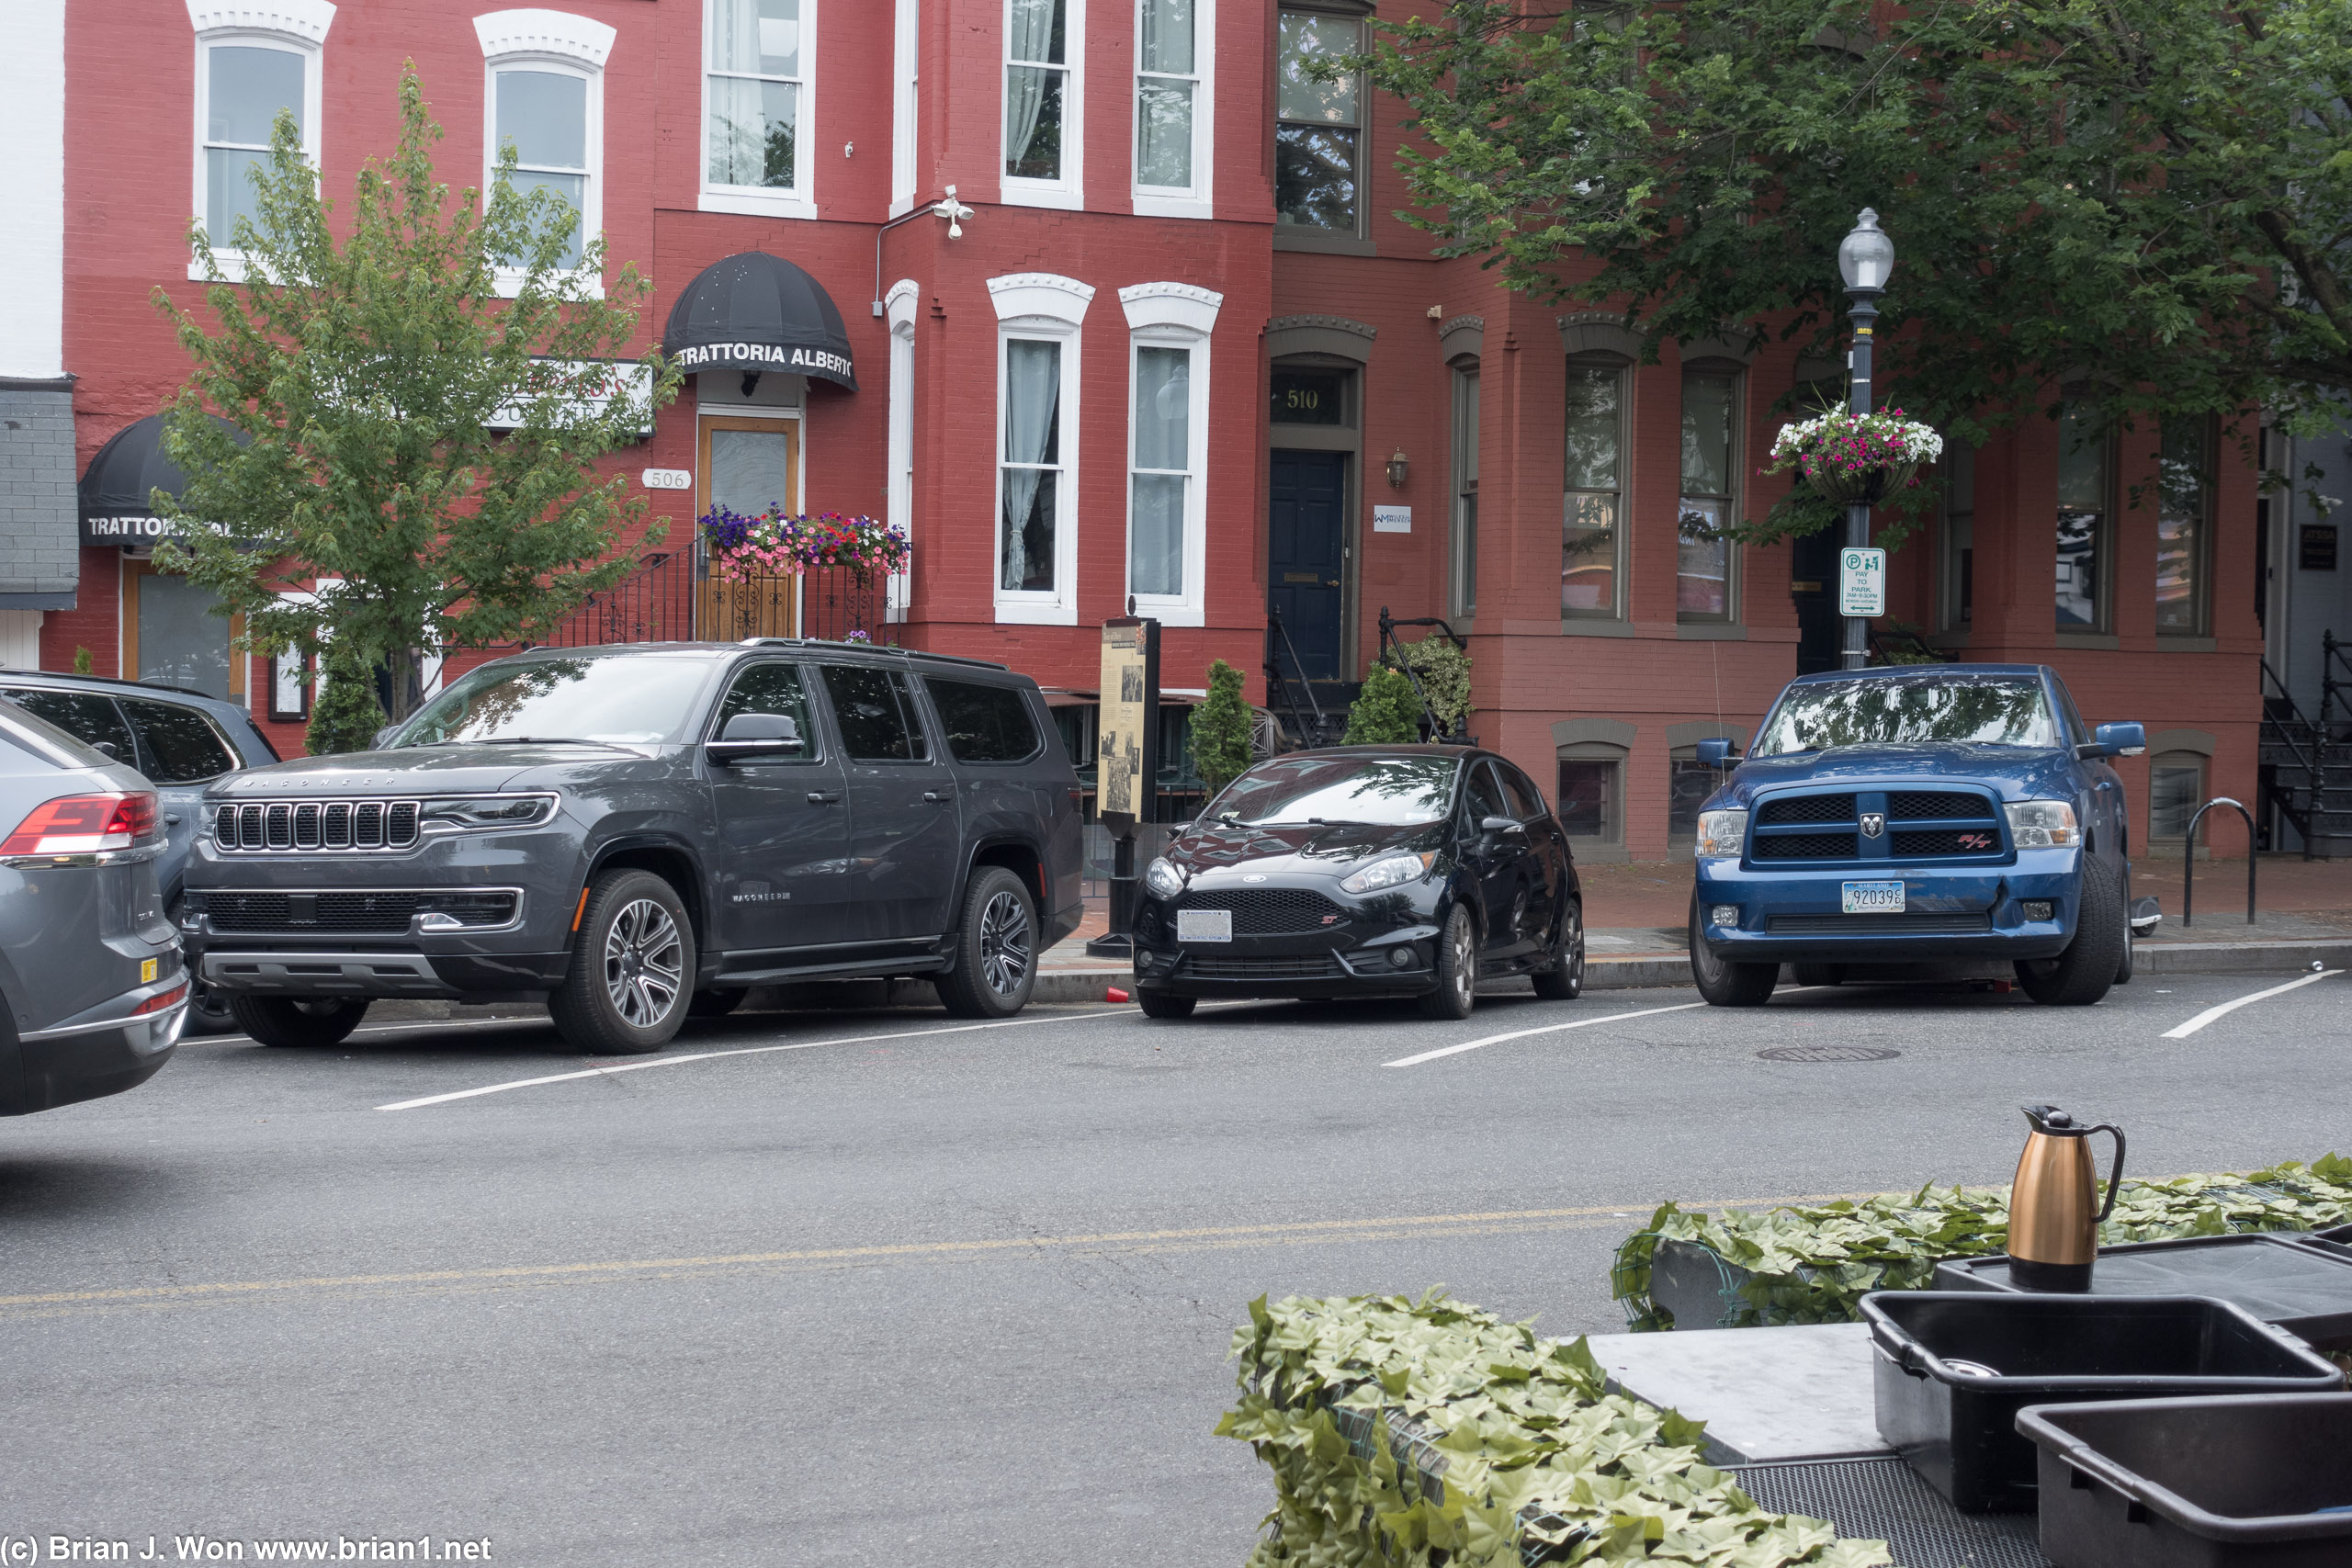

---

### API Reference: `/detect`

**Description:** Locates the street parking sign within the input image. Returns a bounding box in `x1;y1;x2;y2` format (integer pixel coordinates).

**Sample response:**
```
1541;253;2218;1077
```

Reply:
1838;547;1887;617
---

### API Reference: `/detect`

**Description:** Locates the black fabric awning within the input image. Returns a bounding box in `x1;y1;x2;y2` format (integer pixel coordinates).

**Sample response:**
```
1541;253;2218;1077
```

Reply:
77;412;242;546
662;251;857;391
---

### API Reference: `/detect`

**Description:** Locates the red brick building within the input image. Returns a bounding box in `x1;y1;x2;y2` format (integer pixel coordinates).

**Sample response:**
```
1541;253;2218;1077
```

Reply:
34;0;2267;861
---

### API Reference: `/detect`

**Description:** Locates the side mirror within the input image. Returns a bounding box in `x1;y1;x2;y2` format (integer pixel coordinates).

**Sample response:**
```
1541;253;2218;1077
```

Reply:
707;711;805;764
1696;738;1737;768
371;723;402;750
1479;815;1523;836
2092;721;2146;759
92;740;119;761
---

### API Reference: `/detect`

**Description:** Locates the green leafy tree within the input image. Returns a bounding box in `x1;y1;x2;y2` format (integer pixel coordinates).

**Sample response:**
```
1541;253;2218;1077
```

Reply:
306;649;389;756
1368;0;2352;543
1189;659;1254;796
153;67;680;720
1344;665;1424;744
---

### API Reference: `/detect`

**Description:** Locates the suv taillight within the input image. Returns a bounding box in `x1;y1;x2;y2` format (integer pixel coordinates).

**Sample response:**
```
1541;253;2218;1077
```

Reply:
0;792;161;854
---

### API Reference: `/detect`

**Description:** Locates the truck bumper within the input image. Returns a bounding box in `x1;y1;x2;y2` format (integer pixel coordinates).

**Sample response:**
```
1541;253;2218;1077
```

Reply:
1694;852;2082;964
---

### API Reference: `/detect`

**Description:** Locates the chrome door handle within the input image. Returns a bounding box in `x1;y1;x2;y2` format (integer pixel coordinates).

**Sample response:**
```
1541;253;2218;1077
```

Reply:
922;791;952;803
806;791;842;805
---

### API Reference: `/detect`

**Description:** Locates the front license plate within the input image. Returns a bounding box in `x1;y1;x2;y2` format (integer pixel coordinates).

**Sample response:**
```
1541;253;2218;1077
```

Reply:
1177;908;1233;943
1842;881;1905;915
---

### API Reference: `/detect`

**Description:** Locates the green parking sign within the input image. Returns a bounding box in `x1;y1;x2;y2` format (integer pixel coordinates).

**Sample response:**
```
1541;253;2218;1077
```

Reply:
1838;547;1886;616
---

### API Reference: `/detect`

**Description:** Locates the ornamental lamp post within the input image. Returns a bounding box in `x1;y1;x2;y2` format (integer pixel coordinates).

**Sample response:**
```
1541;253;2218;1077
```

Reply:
1836;209;1895;671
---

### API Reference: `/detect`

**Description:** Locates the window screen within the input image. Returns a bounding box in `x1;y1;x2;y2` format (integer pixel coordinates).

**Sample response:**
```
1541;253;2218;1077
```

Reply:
926;679;1042;763
119;698;239;784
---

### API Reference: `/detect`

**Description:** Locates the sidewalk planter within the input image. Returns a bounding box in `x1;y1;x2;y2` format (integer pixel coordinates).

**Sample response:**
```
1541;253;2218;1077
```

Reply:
1612;1160;2352;1332
2018;1394;2352;1567
1860;1292;2346;1514
1933;1234;2352;1353
1217;1291;1895;1567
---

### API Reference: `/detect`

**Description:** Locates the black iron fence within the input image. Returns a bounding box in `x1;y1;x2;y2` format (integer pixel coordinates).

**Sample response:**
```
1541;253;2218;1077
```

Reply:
495;552;896;651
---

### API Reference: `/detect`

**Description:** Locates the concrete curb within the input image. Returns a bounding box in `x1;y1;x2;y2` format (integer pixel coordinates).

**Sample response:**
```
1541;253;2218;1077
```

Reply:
2134;938;2351;974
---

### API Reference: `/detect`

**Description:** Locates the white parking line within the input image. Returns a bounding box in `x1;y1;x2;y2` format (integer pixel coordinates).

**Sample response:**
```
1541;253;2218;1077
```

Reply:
1383;1001;1710;1067
2160;969;2340;1040
376;1008;1128;1111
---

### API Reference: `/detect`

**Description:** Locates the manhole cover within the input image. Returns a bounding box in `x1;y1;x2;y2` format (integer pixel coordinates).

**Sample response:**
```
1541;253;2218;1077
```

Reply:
1757;1044;1902;1063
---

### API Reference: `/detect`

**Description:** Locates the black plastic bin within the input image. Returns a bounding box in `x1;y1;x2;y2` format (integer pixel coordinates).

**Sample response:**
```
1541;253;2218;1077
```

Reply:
1860;1292;2346;1515
2017;1395;2352;1567
1932;1235;2352;1351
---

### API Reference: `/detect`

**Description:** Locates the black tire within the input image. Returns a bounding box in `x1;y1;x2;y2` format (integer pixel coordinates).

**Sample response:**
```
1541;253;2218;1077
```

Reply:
1419;903;1478;1021
549;869;695;1055
688;987;748;1018
1531;900;1585;1000
936;866;1037;1020
2017;859;2124;1007
229;995;369;1048
1690;894;1778;1007
2113;866;2135;986
1136;989;1196;1019
186;981;241;1036
1792;964;1843;987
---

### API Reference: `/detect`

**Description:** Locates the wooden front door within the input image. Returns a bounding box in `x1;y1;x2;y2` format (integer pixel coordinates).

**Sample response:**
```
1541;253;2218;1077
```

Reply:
697;415;802;640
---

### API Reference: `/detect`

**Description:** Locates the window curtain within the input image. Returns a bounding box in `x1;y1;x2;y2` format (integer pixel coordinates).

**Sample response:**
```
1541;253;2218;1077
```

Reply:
1005;0;1060;175
1130;346;1189;596
708;0;767;186
1001;340;1061;592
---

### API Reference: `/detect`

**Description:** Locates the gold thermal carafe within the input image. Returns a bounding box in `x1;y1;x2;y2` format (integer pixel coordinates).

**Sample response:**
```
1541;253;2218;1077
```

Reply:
2006;1105;2127;1292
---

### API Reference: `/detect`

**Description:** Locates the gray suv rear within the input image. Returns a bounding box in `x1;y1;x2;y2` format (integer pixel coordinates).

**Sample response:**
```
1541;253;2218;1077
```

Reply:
181;642;1083;1054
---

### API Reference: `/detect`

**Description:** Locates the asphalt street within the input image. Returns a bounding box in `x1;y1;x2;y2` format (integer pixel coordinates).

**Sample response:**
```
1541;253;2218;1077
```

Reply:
1;968;2346;1564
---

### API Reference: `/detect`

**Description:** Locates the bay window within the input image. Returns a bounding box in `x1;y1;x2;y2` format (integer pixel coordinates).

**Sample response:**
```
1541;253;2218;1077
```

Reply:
1678;367;1740;621
1563;356;1627;620
704;0;814;216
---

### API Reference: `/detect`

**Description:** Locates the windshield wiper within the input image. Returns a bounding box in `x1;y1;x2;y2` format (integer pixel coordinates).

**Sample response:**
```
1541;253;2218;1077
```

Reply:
438;736;637;751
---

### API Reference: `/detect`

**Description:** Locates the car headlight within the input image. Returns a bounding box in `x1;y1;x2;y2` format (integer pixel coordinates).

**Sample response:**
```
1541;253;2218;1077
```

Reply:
1695;808;1748;859
1339;852;1435;895
416;793;560;832
1142;856;1186;899
2005;800;2079;849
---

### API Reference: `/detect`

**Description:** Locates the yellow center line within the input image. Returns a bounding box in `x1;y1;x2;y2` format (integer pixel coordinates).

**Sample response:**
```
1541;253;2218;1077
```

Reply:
0;1192;1874;1312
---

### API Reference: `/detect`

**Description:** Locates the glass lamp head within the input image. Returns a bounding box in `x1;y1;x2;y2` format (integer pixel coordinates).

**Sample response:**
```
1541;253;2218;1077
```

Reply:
1838;208;1895;292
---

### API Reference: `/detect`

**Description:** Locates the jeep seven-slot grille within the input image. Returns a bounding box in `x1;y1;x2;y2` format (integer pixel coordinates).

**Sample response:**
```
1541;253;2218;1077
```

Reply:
214;799;423;852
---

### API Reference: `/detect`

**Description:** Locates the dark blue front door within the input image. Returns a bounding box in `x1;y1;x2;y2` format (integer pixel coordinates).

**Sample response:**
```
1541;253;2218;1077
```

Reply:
1269;450;1347;680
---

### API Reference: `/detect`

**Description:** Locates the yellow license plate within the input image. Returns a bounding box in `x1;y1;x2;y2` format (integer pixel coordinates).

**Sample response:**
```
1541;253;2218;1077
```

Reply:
141;957;159;983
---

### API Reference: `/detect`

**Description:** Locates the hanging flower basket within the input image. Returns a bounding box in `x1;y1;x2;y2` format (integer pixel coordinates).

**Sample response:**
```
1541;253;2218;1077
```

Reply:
1763;408;1942;507
700;508;910;582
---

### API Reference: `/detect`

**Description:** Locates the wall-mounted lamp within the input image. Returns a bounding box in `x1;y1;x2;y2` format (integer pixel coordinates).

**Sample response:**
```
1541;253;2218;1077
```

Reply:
932;185;976;240
1385;448;1409;489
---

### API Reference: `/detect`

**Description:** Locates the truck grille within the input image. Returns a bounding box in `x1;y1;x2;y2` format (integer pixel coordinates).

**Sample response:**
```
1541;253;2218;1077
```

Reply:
215;800;422;852
1748;788;2004;863
1175;888;1349;934
1754;832;1858;861
1758;795;1855;825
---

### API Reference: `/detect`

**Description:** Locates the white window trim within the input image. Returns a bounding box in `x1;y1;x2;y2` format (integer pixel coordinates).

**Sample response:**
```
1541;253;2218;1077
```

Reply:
1120;282;1220;626
478;13;612;301
885;278;921;620
699;0;818;220
1131;0;1213;218
187;0;335;283
989;273;1092;625
1001;0;1084;211
889;0;920;217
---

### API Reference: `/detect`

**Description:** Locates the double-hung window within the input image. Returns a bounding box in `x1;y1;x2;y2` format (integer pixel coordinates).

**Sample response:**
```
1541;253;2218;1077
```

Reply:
2055;398;2109;631
476;12;612;290
1135;0;1211;213
1121;283;1220;625
1005;0;1083;205
1451;367;1478;621
2156;418;2211;637
704;0;814;217
1563;356;1627;620
1678;366;1740;621
1941;442;1975;631
989;274;1092;624
189;1;332;279
1275;11;1362;234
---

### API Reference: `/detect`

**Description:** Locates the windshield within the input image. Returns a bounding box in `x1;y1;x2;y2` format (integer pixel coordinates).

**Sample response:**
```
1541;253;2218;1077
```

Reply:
1203;755;1458;827
1751;676;2059;754
391;656;718;747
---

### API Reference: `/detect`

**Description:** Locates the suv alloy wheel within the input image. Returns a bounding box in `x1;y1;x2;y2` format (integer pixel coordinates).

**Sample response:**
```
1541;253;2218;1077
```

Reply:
550;869;696;1055
230;996;370;1048
936;866;1037;1019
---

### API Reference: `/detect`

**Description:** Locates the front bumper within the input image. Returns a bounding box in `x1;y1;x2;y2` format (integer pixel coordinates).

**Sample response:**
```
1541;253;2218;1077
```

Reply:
1694;850;2082;964
1130;886;1442;999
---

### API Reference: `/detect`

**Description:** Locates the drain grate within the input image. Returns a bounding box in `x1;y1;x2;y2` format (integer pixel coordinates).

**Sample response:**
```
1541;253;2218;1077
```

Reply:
1731;1457;2051;1568
1757;1044;1902;1063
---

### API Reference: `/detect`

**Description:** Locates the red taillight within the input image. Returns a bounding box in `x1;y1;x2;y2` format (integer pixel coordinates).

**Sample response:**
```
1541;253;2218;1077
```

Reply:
0;792;161;855
132;980;188;1016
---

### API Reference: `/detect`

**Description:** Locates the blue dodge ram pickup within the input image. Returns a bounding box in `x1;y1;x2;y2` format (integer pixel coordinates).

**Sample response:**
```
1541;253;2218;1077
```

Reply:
1686;664;2144;1008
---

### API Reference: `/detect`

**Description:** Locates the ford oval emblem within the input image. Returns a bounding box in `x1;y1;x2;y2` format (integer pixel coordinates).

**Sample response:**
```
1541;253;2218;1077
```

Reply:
1242;874;1269;883
1860;812;1885;839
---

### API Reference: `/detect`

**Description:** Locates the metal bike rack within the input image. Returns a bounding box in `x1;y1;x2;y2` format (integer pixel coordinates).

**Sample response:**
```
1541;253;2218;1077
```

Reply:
2181;796;2256;928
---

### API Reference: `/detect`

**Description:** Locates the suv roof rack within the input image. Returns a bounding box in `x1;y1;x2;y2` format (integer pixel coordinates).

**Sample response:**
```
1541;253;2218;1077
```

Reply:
0;668;222;703
736;637;1007;672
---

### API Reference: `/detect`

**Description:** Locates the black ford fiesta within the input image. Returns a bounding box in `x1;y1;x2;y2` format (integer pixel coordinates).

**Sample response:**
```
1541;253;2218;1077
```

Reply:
1129;746;1585;1020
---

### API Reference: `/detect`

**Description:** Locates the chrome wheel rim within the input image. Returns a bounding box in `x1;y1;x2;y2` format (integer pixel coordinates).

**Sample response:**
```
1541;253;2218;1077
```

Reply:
1448;919;1474;1005
1566;910;1586;987
978;890;1032;997
603;897;684;1029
